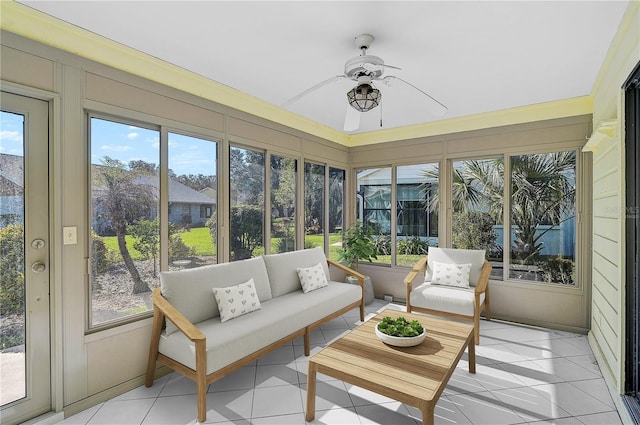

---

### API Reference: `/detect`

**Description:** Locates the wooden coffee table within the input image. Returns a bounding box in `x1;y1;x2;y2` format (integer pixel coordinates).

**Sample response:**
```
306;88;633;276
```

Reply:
306;309;475;425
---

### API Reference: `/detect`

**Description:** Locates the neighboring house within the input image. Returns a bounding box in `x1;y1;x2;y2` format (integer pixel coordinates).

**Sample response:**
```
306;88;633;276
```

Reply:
91;168;216;234
167;179;216;227
0;153;24;227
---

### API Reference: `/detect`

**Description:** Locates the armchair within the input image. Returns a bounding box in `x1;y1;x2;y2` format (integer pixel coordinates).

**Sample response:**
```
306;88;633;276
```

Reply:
404;247;492;344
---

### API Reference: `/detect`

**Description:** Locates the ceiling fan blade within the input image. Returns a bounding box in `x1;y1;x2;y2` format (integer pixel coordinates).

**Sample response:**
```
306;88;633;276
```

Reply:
344;104;361;131
379;63;402;70
383;76;448;116
282;75;346;107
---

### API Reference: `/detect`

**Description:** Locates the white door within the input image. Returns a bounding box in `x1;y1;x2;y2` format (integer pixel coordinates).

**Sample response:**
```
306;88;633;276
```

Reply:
0;92;51;424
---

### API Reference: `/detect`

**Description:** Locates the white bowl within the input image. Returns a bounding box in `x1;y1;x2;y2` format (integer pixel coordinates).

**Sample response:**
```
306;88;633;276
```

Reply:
375;324;426;347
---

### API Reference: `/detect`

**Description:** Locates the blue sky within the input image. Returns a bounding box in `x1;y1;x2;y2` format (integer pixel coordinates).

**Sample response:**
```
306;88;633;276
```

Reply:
0;111;25;156
91;117;217;176
1;114;216;176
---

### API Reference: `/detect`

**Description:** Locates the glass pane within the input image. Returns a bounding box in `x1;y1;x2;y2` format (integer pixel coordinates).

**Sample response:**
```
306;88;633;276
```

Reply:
270;155;296;254
509;151;576;284
328;167;345;261
229;146;264;260
90;118;160;326
357;167;391;265
168;133;217;268
0;111;26;403
396;163;438;267
451;158;504;280
304;162;325;249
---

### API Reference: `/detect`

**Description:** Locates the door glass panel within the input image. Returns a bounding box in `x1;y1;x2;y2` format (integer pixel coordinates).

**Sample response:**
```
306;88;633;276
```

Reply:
1;94;50;423
168;132;218;267
0;111;26;405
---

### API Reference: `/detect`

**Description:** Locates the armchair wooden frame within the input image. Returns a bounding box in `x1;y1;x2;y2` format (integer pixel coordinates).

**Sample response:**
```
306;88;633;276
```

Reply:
403;255;492;345
145;259;365;423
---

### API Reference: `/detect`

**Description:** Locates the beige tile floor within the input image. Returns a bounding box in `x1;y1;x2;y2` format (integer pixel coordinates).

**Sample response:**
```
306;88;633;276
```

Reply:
58;300;622;425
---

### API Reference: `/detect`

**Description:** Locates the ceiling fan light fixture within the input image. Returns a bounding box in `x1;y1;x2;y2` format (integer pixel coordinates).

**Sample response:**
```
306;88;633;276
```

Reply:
347;82;381;112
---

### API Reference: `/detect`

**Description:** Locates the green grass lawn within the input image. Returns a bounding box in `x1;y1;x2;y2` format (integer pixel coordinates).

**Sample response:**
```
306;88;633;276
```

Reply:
100;230;418;266
101;227;215;260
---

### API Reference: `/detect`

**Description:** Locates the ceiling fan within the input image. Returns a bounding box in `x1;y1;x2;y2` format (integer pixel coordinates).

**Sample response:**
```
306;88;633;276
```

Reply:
282;34;448;131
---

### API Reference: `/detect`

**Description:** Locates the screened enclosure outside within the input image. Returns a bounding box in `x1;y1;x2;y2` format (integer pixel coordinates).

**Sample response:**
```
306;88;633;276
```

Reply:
396;163;439;267
89;117;160;326
357;167;392;265
270;155;297;254
229;146;265;261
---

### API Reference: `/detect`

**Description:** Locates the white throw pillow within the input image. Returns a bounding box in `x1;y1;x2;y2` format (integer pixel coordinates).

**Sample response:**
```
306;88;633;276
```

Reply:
431;261;472;289
212;278;261;323
296;262;329;293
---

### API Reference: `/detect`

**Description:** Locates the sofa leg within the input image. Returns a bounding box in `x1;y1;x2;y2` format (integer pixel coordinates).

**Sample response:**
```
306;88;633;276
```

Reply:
304;328;311;356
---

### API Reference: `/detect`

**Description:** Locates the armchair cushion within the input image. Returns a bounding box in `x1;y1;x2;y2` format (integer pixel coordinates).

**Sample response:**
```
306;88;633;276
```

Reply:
426;248;486;287
410;282;486;317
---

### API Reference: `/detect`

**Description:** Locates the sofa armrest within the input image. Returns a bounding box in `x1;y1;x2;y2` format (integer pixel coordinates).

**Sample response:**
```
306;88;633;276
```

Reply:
152;288;205;342
327;259;366;287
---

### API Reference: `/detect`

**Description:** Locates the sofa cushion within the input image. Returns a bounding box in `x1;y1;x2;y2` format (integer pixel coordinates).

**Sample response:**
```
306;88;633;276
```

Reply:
161;256;272;335
425;248;485;287
263;247;330;297
297;262;329;293
431;260;471;288
212;278;261;322
410;281;485;317
158;280;361;374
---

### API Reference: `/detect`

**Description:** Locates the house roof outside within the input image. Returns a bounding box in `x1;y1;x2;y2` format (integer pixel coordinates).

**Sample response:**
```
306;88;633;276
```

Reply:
90;165;215;205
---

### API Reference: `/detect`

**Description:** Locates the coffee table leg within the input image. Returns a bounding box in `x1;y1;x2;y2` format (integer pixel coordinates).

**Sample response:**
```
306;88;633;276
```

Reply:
306;361;318;421
421;403;435;425
468;333;476;374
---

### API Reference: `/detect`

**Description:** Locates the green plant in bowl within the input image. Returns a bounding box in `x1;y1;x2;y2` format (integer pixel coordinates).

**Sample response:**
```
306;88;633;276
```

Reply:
377;316;424;337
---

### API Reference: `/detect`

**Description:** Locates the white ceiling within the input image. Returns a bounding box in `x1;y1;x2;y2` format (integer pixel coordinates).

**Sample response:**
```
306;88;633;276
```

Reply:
19;1;629;134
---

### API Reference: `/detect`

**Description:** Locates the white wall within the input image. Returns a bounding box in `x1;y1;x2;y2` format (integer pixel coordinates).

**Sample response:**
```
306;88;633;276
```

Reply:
584;0;639;401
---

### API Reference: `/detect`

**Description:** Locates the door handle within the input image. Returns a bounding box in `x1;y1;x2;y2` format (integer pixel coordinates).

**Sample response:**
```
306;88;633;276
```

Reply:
31;261;46;273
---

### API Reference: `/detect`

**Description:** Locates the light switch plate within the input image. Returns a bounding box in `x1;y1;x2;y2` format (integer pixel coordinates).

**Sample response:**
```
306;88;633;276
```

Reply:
63;226;77;245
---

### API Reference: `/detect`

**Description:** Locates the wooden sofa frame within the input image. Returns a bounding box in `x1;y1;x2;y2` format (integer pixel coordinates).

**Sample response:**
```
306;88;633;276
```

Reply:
403;255;492;345
145;258;365;423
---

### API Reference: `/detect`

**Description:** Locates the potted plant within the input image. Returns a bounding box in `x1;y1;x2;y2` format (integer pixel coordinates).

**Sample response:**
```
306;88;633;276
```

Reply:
337;220;377;304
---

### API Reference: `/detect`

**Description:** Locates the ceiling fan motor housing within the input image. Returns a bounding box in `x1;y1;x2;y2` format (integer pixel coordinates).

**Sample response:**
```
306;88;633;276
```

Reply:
344;55;385;80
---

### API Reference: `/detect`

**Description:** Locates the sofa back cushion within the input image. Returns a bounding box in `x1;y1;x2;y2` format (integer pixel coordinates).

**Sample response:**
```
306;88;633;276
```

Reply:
263;247;330;297
161;256;272;335
425;247;486;287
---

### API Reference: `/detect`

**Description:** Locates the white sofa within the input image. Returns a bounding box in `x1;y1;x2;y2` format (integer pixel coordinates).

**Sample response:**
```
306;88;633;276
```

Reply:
145;247;365;422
